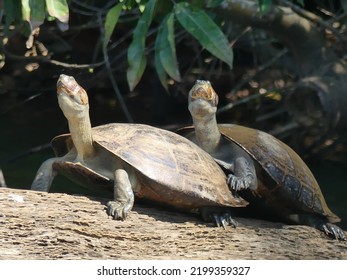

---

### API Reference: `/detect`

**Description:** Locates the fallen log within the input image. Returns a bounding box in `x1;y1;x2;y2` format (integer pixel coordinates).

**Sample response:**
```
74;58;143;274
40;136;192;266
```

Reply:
0;188;346;260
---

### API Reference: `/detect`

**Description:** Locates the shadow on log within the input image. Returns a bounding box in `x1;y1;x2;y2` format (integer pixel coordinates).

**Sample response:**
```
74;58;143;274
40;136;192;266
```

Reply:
0;188;346;260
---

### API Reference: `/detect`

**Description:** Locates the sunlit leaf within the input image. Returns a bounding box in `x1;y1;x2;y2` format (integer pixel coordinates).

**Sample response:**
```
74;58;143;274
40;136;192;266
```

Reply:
21;0;30;22
45;0;69;29
103;3;123;49
155;13;181;82
174;2;233;68
127;0;157;91
258;0;272;14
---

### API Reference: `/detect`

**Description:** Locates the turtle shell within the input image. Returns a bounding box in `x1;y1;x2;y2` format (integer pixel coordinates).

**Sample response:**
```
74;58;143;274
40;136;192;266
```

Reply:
178;124;340;222
51;123;248;210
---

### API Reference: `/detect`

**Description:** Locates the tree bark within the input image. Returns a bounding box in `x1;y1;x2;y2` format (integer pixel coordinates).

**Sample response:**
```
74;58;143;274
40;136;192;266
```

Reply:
0;188;346;260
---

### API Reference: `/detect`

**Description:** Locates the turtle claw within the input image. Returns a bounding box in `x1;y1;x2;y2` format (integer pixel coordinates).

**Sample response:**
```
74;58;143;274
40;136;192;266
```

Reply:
227;174;252;191
213;214;222;228
212;212;238;229
106;201;129;220
319;223;346;241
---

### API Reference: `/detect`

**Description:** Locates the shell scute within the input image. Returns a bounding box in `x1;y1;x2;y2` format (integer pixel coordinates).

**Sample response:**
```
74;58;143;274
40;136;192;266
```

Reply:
284;175;301;200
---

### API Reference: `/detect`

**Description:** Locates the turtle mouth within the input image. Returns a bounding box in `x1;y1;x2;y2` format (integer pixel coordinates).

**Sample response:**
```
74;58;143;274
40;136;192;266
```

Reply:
190;87;214;102
56;74;89;105
57;74;77;96
189;80;218;106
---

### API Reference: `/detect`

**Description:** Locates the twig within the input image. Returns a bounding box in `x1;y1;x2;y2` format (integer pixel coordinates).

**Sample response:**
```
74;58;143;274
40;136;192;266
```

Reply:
268;121;299;137
3;47;105;69
255;108;286;123
98;13;134;123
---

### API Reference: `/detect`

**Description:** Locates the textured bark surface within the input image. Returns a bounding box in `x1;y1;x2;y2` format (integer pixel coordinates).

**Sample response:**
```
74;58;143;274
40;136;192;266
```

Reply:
0;188;346;260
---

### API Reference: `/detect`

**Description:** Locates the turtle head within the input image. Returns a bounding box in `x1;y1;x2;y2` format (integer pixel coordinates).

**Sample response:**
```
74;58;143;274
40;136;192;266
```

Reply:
57;74;89;118
188;80;218;119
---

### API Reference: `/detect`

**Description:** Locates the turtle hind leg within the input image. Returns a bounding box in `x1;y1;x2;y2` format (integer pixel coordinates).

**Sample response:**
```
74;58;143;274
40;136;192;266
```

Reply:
297;214;346;241
200;207;238;229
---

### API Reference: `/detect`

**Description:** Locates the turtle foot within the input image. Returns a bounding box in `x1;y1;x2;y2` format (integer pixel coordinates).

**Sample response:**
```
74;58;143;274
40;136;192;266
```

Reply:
227;174;252;191
213;212;238;229
106;201;131;220
200;207;237;229
318;223;346;241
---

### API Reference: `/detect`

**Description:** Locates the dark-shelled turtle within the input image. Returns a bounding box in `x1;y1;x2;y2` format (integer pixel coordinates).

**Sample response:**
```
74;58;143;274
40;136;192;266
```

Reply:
177;80;346;240
31;75;248;227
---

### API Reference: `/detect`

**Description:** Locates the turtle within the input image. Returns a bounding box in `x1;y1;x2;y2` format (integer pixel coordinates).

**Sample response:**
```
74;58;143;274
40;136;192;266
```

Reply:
31;74;248;227
176;80;346;240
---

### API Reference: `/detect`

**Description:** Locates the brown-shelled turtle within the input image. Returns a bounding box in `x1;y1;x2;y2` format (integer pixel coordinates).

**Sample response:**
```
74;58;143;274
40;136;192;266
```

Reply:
177;80;346;240
31;75;248;227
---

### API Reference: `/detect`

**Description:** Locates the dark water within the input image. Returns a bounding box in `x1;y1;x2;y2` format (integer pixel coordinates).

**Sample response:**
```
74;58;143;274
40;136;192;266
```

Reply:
1;98;346;230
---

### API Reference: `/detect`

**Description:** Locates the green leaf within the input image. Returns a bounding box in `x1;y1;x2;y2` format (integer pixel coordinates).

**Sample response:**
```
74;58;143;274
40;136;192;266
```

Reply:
258;0;272;14
45;0;69;23
21;0;31;22
127;0;157;91
154;46;168;91
103;3;123;49
296;0;305;6
174;2;233;69
21;0;45;27
3;0;22;30
29;0;46;28
155;13;181;82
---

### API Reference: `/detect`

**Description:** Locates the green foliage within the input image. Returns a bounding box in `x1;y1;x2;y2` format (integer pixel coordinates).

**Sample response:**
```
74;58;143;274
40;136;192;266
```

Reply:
126;1;233;90
174;2;233;69
126;0;157;91
21;0;31;23
28;0;46;28
45;0;69;24
155;12;181;89
3;0;69;34
2;0;235;90
3;0;23;32
103;3;123;49
258;0;273;14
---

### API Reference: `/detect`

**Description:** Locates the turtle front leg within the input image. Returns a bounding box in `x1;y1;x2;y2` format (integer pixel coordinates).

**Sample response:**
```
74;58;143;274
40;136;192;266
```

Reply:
107;168;135;220
227;157;257;191
31;158;60;192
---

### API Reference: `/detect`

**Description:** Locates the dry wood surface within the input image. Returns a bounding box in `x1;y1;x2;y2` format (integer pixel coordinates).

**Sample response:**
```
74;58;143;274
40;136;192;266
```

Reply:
0;187;346;260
